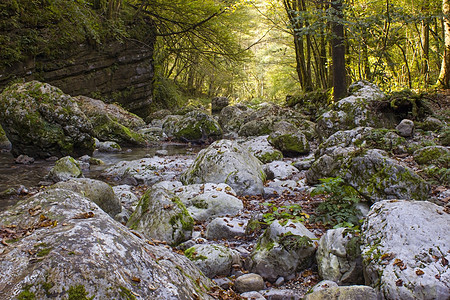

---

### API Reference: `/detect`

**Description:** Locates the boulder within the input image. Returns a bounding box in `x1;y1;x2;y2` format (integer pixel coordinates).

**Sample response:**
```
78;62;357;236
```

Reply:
395;119;415;137
316;228;364;285
0;81;95;158
304;286;378;300
235;273;265;293
361;200;450;300
307;148;430;202
184;244;234;278
0;189;214;299
127;186;193;246
102;156;193;185
51;178;121;217
95;139;121;152
316;81;394;139
263;161;299;181
248;220;317;282
172;110;222;143
0;125;11;150
173;183;243;221
413;145;449;167
161;115;183;138
268;121;310;156
47;156;82;182
181;140;265;196
241;135;283;164
211;96;230;114
76;96;146;146
206;217;247;240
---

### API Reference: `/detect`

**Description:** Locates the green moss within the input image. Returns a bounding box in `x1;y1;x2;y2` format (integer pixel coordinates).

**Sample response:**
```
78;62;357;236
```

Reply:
41;281;54;297
170;197;194;233
36;247;53;257
67;285;93;300
17;285;36;300
184;247;208;261
256;150;283;164
118;286;137;300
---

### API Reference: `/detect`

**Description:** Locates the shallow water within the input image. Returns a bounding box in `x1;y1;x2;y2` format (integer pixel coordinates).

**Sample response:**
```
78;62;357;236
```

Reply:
0;143;200;210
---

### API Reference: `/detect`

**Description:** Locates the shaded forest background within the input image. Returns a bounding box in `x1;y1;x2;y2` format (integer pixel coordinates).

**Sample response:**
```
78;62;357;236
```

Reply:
0;0;447;113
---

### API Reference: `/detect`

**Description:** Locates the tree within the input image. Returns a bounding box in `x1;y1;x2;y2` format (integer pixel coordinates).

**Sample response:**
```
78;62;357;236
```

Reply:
438;0;450;88
330;0;346;100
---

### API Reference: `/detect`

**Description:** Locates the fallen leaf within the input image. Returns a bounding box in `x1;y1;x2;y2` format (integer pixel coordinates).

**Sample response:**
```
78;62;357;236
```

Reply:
416;269;424;276
72;212;95;219
131;276;141;283
442;257;449;266
396;279;403;286
28;205;42;216
381;253;395;261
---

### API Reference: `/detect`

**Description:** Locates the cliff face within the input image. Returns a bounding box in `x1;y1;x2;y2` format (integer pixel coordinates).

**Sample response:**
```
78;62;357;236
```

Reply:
0;39;154;118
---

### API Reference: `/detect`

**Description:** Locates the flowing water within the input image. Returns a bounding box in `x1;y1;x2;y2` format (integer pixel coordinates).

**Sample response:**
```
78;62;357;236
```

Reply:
0;143;200;210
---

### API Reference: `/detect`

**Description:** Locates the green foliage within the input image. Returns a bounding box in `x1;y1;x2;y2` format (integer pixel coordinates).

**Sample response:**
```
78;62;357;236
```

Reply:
261;203;308;226
152;76;183;112
311;177;363;226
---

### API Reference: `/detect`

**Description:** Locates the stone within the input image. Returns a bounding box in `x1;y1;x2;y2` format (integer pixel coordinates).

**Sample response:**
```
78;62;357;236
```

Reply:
262;289;302;299
184;244;233;278
241;135;283;164
173;183;243;221
95;140;122;152
218;105;251;137
0;189;214;299
316;228;364;285
172;110;222;143
206;217;247;240
112;185;139;214
0;81;95;158
127;186;193;246
47;156;82;182
413;145;449;167
361;200;450;300
51;178;121;217
161;115;183;138
304;286;378;300
0;125;11;150
263;161;298;180
211;96;230;113
181;140;265;196
395;119;415;137
268;121;310;156
235;273;265;293
309;280;339;293
248;220;317;282
14;155;34;165
307;148;430;202
241;291;266;299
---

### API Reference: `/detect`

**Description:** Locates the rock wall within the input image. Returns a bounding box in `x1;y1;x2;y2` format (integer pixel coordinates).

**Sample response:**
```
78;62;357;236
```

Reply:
0;39;154;118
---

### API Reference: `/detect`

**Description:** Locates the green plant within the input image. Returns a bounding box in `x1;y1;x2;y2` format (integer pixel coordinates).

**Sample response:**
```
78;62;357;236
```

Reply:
262;203;308;226
311;177;363;226
279;232;314;250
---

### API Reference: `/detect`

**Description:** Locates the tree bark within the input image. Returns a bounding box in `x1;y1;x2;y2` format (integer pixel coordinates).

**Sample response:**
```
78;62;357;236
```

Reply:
438;0;450;88
331;0;346;100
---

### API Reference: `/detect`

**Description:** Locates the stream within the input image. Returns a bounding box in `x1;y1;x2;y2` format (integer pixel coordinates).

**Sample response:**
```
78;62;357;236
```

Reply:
0;143;201;210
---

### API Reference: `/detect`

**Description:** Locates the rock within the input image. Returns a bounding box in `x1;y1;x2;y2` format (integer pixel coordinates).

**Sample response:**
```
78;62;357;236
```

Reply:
241;291;266;299
184;244;233;278
307;148;430;202
248;220;317;282
309;280;339;293
172;110;222;143
102;156;193;185
95;140;122;152
218;105;251;137
0;125;11;150
47;156;82;182
161;115;183;138
263;161;298;180
264;180;304;197
211;96;230;114
316;81;393;139
262;289;302;299
241;135;283;164
268;121;310;156
316;228;363;285
0;81;95;158
206;217;247;240
51;178;121;217
361;200;450;300
14;154;34;165
127;186;193;246
395;119;415;137
138;126;165;142
181;140;265;196
0;189;214;299
316;127;407;157
213;277;233;289
304;286;378;300
113;185;139;214
173;183;243;221
419;117;443;131
76;96;146;146
413;145;449;167
235;273;265;293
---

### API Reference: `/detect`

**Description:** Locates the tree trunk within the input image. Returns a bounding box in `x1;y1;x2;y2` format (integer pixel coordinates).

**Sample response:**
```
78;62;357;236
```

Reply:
438;0;450;88
331;0;346;100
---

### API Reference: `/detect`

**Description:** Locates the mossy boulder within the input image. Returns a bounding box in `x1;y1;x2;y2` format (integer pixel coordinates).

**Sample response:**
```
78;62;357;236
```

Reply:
51;178;121;217
0;81;95;158
181;140;265;196
439;126;450;146
47;156;82;182
172;110;222;143
241;135;283;164
0;125;11;150
413;146;450;167
248;220;317;282
307;148;430;202
127;186;193;246
76;96;146;146
268;121;310;157
316;81;395;140
0;189;214;299
184;244;233;278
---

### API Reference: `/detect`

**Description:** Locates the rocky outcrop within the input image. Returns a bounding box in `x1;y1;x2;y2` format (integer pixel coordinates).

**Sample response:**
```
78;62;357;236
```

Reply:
361;200;450;300
0;189;213;299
